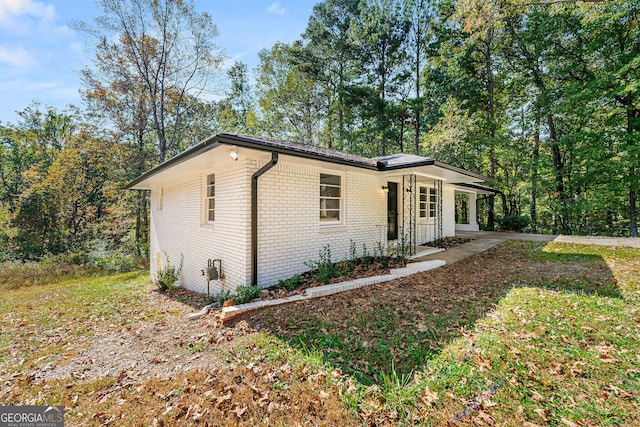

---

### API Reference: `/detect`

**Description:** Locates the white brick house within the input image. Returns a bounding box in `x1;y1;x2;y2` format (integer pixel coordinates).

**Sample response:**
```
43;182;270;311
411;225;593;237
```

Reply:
128;133;494;295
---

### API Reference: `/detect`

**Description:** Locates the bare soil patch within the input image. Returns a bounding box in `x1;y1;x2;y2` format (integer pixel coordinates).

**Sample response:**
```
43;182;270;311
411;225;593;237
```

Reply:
31;288;248;383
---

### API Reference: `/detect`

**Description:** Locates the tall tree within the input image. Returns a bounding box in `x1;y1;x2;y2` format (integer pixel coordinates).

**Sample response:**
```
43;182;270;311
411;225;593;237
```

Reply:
351;0;411;155
579;0;640;236
218;61;259;134
256;42;324;144
300;0;361;148
77;0;225;163
406;0;434;154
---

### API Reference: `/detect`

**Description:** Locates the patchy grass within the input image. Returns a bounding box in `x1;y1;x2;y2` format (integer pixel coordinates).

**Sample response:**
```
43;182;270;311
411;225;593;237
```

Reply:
0;272;152;366
1;241;639;425
243;241;620;384
0;272;357;426
240;241;640;425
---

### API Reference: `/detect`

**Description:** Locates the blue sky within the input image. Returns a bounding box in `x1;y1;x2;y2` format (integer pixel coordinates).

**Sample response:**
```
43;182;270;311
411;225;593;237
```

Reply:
0;0;318;124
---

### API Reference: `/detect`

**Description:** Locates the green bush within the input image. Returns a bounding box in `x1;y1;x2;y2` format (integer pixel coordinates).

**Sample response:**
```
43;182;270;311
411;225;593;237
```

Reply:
211;289;233;306
278;275;305;291
499;215;530;232
154;251;183;292
234;285;262;304
305;245;339;283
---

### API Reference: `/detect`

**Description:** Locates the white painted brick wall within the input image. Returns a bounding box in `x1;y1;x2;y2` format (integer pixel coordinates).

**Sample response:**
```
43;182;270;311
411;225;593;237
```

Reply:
148;149;470;294
149;155;251;294
254;160;389;287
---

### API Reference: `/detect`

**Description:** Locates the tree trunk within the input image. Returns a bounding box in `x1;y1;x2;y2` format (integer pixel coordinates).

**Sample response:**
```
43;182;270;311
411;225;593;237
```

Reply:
630;188;638;237
414;3;421;156
547;113;570;234
530;124;540;233
484;29;497;230
627;98;639;237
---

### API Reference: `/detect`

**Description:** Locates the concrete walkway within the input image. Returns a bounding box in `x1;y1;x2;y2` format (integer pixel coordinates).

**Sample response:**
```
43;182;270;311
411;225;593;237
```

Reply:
553;235;640;248
414;230;640;266
457;230;640;249
413;231;556;264
456;230;557;242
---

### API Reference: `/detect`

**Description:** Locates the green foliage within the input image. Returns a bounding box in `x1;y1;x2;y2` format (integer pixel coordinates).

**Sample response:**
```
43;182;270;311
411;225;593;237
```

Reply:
234;285;262;304
209;289;233;306
498;215;529;232
278;275;305;291
303;242;406;285
305;245;340;284
154;252;183;292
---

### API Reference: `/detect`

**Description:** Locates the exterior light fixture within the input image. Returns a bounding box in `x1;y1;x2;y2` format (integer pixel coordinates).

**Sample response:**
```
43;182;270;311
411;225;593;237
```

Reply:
382;185;389;192
229;149;238;161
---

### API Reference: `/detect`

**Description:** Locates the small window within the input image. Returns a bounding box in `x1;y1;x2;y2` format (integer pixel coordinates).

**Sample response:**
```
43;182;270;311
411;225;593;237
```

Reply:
159;187;164;212
429;187;437;218
419;186;437;219
320;173;341;222
206;174;215;222
419;187;427;218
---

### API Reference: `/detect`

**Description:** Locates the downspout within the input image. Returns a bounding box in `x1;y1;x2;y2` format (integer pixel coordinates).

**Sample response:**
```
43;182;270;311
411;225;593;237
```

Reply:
251;152;279;286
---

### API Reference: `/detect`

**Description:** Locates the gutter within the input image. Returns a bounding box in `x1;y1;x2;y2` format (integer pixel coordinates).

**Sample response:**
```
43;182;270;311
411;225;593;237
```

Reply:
251;152;279;286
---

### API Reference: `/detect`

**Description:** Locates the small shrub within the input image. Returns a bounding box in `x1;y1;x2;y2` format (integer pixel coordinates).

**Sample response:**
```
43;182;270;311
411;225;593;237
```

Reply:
376;241;392;268
305;245;339;284
212;289;233;306
235;285;261;304
154;251;183;292
394;234;410;264
361;243;372;266
278;275;305;291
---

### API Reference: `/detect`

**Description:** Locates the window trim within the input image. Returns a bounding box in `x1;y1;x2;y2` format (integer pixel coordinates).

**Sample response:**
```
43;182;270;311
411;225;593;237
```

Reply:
418;185;438;221
205;173;215;224
429;187;437;219
419;186;427;219
319;172;344;225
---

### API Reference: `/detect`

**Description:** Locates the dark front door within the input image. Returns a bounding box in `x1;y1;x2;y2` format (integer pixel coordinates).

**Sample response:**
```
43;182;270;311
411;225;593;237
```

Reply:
387;182;398;240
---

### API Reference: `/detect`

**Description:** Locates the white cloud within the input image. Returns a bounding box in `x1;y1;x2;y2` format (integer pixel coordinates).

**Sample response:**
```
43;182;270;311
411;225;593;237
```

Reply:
0;0;55;22
266;2;286;16
0;45;36;66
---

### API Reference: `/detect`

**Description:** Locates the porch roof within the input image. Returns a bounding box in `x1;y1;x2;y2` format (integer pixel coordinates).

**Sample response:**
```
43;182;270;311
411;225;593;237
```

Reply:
453;182;501;194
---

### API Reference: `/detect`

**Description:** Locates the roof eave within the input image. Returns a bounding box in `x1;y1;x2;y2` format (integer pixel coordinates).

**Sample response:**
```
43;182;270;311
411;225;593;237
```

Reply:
125;135;220;189
453;182;501;194
126;132;489;190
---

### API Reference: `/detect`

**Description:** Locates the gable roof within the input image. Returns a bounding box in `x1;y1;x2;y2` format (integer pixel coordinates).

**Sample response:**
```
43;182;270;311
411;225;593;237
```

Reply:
126;132;489;189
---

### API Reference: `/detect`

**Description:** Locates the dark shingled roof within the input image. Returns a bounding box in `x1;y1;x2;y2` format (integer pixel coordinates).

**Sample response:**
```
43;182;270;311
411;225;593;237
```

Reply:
375;153;435;168
127;132;488;189
219;133;379;168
